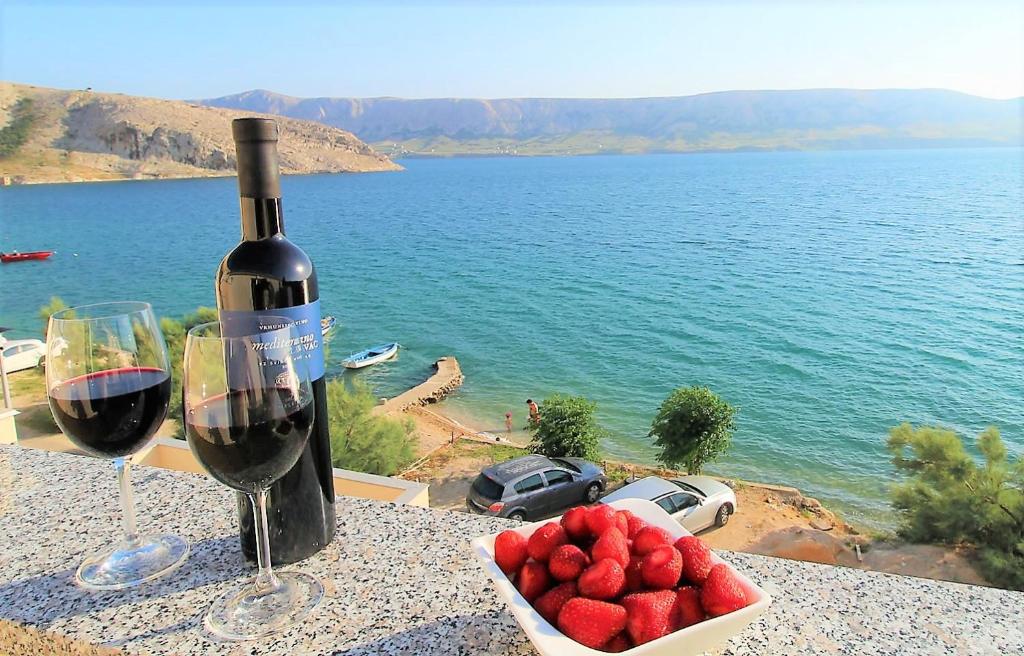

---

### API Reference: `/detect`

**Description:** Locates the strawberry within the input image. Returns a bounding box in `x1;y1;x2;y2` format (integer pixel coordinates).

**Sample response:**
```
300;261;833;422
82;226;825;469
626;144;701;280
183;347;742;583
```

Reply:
632;525;673;556
549;544;590;582
675;536;714;584
675;585;705;628
561;506;590;541
641;544;683;589
700;563;749;617
516;561;551;602
494;530;528;575
621;590;678;645
585;504;619;537
534;581;578;624
557;598;628;650
626;514;649;539
527;522;568;562
591;527;630;568
615;510;633;535
624;555;645;592
578;558;626;600
602;632;632;653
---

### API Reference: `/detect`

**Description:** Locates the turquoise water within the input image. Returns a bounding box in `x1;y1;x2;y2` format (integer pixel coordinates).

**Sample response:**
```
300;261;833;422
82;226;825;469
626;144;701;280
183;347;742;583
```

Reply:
2;148;1021;527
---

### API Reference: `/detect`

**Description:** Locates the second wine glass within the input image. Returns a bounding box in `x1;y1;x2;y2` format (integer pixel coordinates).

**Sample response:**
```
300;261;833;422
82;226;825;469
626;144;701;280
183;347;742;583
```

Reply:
182;320;324;641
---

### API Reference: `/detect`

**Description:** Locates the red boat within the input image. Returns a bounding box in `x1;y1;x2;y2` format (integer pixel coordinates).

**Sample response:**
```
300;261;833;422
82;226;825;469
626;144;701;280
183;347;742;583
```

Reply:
1;250;55;263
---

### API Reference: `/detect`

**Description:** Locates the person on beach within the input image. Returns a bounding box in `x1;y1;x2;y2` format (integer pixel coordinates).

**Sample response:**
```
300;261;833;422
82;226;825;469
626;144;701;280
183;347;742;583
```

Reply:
505;411;513;433
526;399;540;428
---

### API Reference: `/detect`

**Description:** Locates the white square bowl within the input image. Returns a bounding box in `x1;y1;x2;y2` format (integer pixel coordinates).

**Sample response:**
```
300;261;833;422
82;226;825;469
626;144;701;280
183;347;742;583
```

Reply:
470;497;772;656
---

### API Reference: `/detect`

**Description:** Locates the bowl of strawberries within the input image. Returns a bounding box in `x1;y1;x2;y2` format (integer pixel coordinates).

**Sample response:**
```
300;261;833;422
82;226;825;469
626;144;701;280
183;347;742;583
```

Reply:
470;498;771;655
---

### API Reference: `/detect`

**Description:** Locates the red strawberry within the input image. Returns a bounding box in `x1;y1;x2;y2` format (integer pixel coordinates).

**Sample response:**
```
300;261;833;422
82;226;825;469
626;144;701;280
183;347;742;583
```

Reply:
602;632;632;652
675;536;714;584
591;527;630;568
675;585;705;628
700;563;749;617
578;558;626;600
494;530;528;574
626;514;649;539
561;506;590;541
621;590;678;645
624;555;645;592
585;504;619;536
528;522;568;562
633;525;673;556
615;510;633;534
549;544;590;582
641;544;683;589
557;598;628;650
516;561;551;602
534;581;578;624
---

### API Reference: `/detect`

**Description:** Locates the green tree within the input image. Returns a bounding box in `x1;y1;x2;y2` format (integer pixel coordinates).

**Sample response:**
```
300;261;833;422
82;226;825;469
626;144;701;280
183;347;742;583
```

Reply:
528;394;603;461
326;379;415;476
38;296;70;337
649;386;736;473
162;307;218;428
887;423;1024;590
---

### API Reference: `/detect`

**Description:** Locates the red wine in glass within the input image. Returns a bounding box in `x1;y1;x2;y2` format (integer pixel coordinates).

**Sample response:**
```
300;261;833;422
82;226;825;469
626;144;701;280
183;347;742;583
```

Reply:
45;301;189;590
186;387;313;494
48;367;171;458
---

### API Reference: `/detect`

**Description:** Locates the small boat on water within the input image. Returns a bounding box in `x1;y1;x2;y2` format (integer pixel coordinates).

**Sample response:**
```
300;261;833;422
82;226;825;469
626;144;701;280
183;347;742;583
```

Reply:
342;342;400;369
321;316;337;336
1;250;54;263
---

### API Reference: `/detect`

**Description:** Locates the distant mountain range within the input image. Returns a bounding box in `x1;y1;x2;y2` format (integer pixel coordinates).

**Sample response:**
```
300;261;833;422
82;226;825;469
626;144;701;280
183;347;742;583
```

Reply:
0;82;399;185
201;88;1023;157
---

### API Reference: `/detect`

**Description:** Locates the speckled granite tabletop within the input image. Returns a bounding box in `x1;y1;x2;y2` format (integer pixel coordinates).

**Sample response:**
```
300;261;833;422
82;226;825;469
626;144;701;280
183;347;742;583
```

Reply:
0;445;1021;655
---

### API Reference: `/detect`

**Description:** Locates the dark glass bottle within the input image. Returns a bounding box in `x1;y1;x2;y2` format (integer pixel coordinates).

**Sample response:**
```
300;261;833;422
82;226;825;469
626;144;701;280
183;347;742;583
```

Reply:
217;118;335;564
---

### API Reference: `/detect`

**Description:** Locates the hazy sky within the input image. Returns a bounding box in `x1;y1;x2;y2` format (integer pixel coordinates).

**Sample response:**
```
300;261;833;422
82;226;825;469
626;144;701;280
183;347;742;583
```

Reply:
2;1;1021;100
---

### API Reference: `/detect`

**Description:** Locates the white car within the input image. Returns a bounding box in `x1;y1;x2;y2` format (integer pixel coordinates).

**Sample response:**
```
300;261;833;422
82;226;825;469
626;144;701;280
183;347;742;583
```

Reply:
1;339;46;373
602;475;737;533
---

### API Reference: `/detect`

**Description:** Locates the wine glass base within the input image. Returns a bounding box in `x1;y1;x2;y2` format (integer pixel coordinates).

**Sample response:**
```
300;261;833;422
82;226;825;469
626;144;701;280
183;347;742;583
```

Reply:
76;533;190;591
204;571;324;641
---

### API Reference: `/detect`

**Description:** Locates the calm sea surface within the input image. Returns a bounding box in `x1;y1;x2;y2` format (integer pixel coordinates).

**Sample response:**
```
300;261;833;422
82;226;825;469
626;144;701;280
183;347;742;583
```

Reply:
2;148;1022;526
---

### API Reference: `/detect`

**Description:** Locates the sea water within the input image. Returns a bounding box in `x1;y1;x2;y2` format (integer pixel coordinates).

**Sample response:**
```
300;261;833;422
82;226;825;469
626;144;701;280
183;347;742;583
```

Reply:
2;148;1021;527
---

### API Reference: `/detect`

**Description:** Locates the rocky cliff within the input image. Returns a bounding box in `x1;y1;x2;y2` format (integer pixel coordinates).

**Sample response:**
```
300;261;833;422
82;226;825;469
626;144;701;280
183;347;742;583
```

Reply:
0;82;401;185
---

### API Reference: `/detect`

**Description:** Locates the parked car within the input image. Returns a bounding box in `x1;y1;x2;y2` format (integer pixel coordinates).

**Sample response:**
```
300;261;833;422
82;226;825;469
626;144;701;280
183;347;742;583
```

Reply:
0;339;45;373
467;454;608;521
601;475;737;533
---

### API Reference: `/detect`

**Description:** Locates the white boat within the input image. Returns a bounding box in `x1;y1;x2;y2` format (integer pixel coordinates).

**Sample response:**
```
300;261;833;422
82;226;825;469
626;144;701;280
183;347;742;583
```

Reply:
342;342;399;369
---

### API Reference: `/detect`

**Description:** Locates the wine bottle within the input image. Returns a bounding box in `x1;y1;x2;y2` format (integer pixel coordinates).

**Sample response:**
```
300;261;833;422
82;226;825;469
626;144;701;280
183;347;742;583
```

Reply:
217;118;336;564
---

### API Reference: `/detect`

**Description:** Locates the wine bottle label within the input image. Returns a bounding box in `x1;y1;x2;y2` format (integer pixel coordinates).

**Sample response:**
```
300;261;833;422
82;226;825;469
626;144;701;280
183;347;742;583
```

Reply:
220;301;326;381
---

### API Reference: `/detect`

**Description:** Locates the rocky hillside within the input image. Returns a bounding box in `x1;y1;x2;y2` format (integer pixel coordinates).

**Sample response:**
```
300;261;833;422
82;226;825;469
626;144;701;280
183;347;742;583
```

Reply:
203;88;1023;157
0;82;400;185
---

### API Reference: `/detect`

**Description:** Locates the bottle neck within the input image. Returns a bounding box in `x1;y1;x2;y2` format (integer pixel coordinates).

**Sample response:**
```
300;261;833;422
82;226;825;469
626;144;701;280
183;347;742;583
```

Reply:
240;197;284;240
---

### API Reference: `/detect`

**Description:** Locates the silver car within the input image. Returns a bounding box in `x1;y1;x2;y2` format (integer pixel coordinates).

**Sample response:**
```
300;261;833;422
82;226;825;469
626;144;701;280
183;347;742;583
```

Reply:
466;454;608;522
602;476;737;533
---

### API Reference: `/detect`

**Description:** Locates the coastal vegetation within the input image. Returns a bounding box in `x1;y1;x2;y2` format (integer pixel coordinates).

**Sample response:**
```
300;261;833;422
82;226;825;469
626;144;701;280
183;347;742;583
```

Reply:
649;386;736;474
0;98;37;158
325;379;414;475
528;394;604;461
887;423;1024;590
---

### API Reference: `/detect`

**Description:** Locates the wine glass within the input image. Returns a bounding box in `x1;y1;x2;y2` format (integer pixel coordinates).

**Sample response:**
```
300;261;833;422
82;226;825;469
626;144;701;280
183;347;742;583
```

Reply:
45;301;190;590
182;320;324;640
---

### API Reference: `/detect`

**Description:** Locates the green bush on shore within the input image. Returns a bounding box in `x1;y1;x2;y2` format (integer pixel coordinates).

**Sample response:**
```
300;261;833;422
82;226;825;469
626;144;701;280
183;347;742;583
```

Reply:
326;379;415;475
887;423;1024;590
528;394;603;461
649;386;736;474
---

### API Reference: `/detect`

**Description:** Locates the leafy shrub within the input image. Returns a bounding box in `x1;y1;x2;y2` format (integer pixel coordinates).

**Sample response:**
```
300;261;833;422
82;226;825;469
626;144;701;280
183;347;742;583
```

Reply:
888;423;1024;590
528;394;603;461
326;379;415;475
648;386;736;474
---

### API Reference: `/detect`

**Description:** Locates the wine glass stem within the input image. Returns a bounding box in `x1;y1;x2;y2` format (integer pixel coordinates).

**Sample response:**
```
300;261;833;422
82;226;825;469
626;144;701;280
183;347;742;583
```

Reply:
114;457;140;546
248;488;281;593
